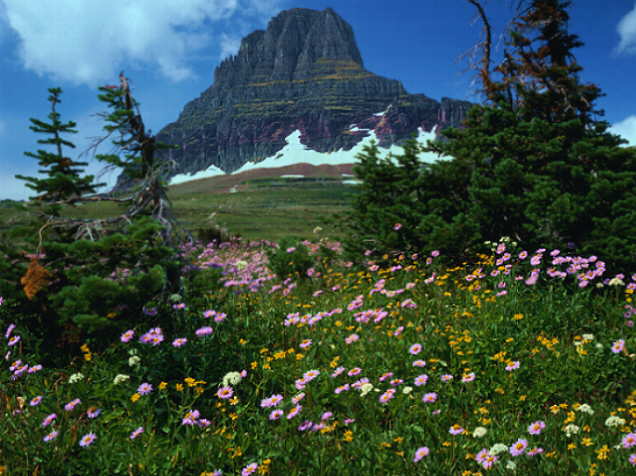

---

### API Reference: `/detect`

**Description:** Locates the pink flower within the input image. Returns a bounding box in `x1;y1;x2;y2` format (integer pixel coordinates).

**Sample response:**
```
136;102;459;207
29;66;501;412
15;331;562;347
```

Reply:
130;426;144;439
409;343;422;355
269;409;284;420
172;337;187;347
393;223;402;231
528;420;546;435
422;392;437;403
195;326;213;337
413;446;430;462
41;413;57;427
449;424;464;435
79;432;96;447
505;361;520;371
461;372;475;383
64;398;81;411
509;438;528;456
120;330;134;343
137;382;153;395
414;374;429;386
216;386;233;399
622;433;636;449
612;339;626;354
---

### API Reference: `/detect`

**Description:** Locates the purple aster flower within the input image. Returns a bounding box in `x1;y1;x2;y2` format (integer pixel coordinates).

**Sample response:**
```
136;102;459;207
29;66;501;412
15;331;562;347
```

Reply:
64;398;81;411
79;432;96;447
413;446;430;462
41;413;57;427
137;382;153;395
43;430;59;442
130;426;144;439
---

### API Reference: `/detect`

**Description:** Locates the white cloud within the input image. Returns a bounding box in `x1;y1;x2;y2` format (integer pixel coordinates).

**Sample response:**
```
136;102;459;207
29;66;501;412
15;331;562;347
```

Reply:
609;115;636;147
616;3;636;54
2;0;282;86
219;33;241;60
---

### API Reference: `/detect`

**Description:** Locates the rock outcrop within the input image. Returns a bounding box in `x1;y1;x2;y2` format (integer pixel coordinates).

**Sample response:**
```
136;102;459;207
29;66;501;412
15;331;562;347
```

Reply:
113;7;474;190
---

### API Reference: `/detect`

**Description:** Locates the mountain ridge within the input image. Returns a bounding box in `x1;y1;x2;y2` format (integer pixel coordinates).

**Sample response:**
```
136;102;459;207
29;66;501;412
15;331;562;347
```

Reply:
113;7;475;191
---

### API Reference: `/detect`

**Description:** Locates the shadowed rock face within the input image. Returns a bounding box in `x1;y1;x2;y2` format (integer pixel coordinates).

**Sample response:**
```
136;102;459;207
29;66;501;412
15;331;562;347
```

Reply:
113;7;475;191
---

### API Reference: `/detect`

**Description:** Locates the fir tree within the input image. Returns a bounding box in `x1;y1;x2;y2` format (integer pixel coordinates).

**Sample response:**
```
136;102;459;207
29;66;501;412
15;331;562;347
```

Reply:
344;0;636;271
15;88;104;216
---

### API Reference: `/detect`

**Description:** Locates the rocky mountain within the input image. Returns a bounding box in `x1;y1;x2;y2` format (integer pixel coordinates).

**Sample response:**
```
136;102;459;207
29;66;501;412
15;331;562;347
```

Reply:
113;7;474;190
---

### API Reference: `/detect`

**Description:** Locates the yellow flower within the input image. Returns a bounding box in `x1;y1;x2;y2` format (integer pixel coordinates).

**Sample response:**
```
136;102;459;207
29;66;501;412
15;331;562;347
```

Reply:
195;387;205;395
567;443;577;450
229;397;239;405
175;383;184;392
80;344;90;353
131;393;141;403
229;412;238;421
239;338;247;345
251;361;258;369
184;377;196;387
274;351;286;360
295;353;304;360
442;441;452;447
83;353;92;361
158;381;168;390
582;437;593;447
380;442;391;448
513;313;524;321
343;430;353;442
595;445;609;460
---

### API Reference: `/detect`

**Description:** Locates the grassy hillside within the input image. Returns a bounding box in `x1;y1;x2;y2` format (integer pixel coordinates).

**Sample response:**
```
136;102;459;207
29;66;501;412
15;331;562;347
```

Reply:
3;168;357;243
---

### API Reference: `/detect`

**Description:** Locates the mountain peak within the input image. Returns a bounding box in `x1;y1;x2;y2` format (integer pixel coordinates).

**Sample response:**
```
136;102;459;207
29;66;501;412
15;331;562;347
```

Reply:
113;8;474;192
214;7;363;87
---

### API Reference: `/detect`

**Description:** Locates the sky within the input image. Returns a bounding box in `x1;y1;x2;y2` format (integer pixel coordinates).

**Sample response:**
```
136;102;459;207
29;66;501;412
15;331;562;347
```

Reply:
1;0;636;200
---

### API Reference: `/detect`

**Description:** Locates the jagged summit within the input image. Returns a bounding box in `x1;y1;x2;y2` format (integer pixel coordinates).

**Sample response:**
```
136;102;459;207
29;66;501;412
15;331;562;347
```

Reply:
215;8;364;86
113;7;473;191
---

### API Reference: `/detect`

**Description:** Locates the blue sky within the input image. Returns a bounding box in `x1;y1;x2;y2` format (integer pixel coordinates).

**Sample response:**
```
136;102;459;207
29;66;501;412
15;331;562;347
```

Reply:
1;0;635;200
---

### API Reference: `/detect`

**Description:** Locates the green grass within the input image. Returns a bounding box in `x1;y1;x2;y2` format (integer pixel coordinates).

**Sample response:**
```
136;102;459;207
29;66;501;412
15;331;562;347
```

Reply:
1;238;635;475
7;177;356;243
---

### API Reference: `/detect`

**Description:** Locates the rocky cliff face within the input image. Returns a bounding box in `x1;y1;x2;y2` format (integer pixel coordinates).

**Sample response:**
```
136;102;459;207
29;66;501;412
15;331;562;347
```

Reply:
114;7;474;190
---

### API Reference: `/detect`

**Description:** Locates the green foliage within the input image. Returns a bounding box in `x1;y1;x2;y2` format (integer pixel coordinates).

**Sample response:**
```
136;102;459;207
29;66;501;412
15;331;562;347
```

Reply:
344;1;636;271
14;87;104;216
266;238;314;280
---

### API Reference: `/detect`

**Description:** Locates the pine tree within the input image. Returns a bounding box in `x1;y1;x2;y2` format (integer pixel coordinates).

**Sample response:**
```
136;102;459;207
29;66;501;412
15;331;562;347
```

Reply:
15;88;104;216
423;0;636;269
345;0;636;271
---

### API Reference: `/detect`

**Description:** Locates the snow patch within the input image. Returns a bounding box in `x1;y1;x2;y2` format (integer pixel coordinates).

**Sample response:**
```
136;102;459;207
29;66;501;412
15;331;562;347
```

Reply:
280;174;305;178
233;126;447;175
169;163;225;185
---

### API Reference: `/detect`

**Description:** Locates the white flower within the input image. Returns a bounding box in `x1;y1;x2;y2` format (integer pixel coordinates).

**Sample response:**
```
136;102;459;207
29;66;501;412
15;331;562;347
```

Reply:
490;443;508;455
68;372;85;384
563;424;580;437
604;416;626;427
576;404;594;415
582;334;595;341
609;277;625;286
595;343;603;350
402;386;413;395
472;426;488;438
359;383;374;397
128;355;141;367
506;460;517;470
222;371;242;387
113;374;130;385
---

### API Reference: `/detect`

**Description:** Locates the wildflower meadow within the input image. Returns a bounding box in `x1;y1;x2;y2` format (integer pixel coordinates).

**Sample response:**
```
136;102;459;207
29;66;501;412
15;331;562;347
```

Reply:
1;232;635;475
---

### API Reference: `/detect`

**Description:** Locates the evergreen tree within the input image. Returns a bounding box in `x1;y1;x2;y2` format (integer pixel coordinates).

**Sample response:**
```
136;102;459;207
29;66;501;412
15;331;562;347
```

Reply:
15;88;104;216
344;0;636;271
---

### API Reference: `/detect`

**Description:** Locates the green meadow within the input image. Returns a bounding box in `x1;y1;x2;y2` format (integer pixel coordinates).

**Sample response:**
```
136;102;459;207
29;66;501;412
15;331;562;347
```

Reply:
1;175;635;475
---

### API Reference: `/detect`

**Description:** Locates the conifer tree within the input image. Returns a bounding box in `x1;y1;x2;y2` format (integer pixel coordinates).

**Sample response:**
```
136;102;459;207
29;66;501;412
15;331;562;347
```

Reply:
345;0;636;271
15;88;104;216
